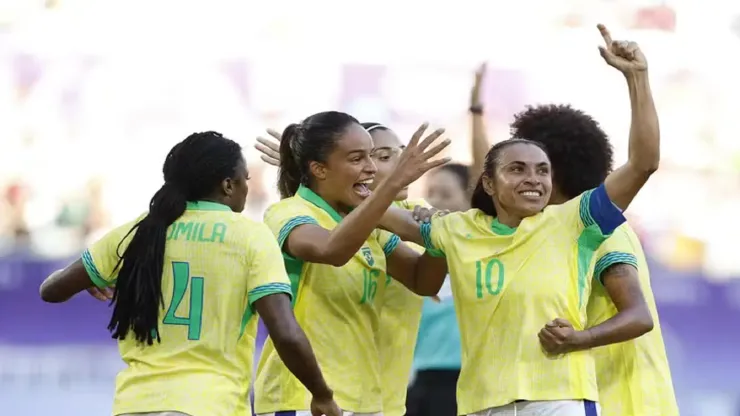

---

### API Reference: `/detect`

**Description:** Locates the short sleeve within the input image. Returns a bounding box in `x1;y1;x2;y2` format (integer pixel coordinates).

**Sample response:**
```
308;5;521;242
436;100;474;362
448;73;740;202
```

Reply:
559;183;626;237
263;199;319;250
81;216;142;289
375;229;401;257
245;222;294;307
419;211;458;258
592;225;639;284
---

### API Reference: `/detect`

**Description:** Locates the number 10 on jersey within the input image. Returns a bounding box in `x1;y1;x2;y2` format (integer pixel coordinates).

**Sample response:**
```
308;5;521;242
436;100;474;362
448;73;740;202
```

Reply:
475;258;504;299
163;262;204;340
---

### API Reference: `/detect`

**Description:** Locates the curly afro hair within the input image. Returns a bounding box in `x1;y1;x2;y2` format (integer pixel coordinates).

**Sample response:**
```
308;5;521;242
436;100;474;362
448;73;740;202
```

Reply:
510;104;614;199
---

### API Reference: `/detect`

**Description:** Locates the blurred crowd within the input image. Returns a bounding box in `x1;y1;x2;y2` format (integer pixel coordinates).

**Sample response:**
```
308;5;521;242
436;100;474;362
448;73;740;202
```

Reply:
1;0;740;279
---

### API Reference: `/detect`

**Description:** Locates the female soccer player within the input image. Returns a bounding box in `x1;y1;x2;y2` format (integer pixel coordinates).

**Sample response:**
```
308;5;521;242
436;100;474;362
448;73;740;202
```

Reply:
252;111;450;416
380;25;661;416
506;62;679;416
256;121;440;416
39;132;341;416
360;122;428;416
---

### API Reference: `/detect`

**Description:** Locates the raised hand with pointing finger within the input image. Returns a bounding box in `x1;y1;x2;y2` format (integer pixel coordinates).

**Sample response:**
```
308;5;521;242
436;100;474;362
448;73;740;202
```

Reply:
597;23;648;74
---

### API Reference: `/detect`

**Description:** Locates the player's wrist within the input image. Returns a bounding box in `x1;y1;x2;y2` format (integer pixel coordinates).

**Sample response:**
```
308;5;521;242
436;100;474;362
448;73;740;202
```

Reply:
575;329;595;350
311;384;334;401
469;104;484;115
378;174;409;196
623;70;649;86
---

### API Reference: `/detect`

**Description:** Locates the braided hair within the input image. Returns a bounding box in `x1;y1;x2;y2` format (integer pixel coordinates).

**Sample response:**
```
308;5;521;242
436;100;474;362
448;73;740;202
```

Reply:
109;131;243;345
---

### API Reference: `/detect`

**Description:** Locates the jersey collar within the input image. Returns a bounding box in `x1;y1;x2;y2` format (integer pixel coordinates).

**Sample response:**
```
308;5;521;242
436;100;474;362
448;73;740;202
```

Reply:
186;200;232;212
491;218;516;236
297;185;343;223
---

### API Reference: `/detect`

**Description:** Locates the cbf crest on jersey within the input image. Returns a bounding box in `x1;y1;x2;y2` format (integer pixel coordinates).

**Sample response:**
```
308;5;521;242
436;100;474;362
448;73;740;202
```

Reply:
361;246;375;266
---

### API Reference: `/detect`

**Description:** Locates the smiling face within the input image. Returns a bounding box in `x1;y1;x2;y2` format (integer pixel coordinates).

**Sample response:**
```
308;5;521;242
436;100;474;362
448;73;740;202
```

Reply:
368;128;407;201
311;122;377;208
483;142;552;220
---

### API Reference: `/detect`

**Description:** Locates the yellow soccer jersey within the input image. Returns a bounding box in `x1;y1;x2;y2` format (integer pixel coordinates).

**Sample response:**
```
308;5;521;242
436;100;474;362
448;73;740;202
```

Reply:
420;184;625;415
81;201;292;416
378;198;427;416
587;224;679;416
254;185;400;414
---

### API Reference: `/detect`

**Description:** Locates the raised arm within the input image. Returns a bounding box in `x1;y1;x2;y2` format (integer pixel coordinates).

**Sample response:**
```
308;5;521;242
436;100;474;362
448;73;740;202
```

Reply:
285;124;450;267
469;63;490;189
598;24;659;211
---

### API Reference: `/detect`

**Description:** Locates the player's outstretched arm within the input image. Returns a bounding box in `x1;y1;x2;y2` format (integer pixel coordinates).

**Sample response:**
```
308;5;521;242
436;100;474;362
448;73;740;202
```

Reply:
597;24;659;211
378;205;426;246
255;294;340;415
385;243;448;296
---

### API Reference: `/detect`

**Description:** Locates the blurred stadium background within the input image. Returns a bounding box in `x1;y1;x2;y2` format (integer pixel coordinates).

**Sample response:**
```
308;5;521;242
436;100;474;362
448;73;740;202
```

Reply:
1;1;739;415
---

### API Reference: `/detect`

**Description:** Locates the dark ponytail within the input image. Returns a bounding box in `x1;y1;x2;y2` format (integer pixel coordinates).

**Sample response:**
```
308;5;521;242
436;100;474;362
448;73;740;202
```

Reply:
108;131;243;345
109;183;187;344
469;138;548;218
277;123;302;199
276;111;359;199
471;175;496;216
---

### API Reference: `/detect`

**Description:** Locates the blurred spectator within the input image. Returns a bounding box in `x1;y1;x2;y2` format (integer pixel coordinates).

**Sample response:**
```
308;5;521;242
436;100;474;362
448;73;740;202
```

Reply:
632;2;676;31
0;181;31;253
55;178;109;245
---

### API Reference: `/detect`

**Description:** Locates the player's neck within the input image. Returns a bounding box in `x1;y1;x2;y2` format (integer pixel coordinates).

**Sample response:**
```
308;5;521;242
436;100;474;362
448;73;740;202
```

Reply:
199;196;230;207
494;211;522;228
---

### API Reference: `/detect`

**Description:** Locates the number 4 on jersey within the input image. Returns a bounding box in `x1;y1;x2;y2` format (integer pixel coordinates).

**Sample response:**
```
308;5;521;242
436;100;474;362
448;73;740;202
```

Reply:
163;262;204;340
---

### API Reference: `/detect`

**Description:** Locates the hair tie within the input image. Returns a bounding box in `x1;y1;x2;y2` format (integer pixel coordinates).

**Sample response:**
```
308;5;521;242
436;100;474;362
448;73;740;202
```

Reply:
365;124;387;133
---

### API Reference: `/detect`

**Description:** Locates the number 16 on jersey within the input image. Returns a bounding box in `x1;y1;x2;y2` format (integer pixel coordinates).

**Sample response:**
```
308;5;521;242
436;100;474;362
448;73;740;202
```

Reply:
163;261;204;340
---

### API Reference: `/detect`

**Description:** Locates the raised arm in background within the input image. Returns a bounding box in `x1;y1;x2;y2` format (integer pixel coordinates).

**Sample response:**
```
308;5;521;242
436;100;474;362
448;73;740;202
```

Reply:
469;63;490;189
